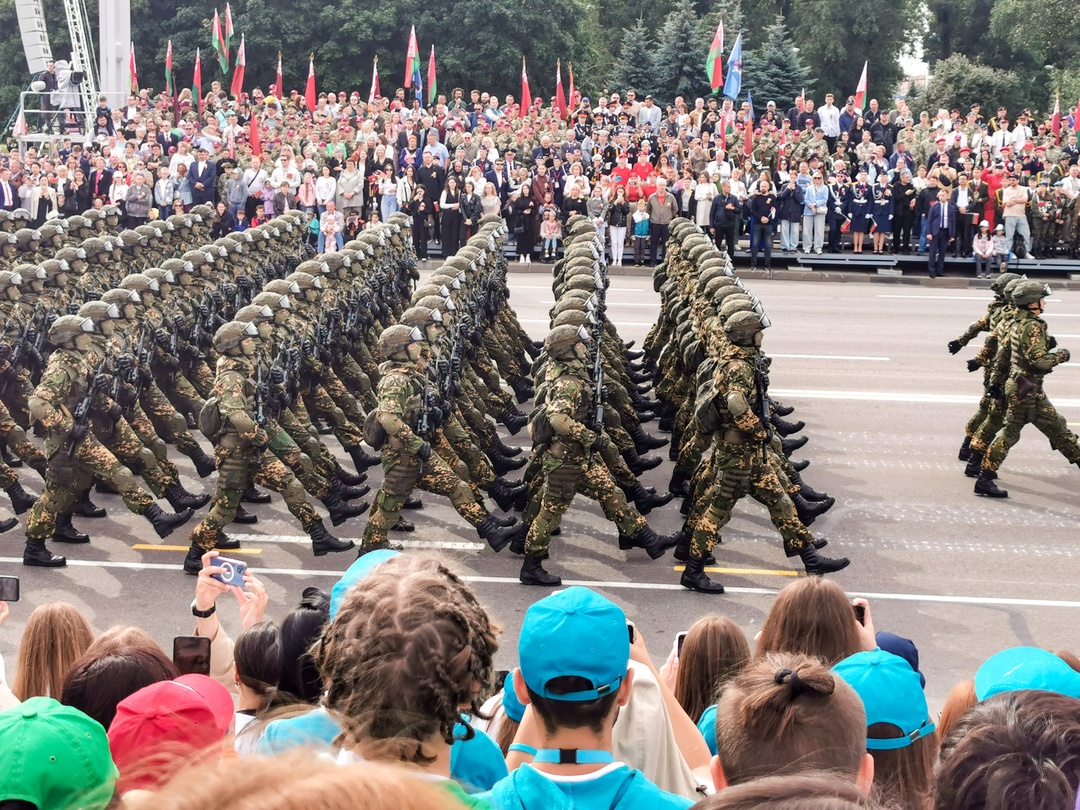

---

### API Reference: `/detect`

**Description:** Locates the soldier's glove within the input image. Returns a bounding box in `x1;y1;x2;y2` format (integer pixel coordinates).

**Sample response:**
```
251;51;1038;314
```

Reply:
987;383;1004;399
25;347;43;369
328;308;341;322
85;290;102;301
154;328;171;346
139;365;154;385
106;401;123;421
67;302;80;315
319;348;333;365
416;441;432;462
252;428;271;449
198;304;211;320
1048;336;1058;349
92;373;112;392
1056;348;1071;364
43;313;57;330
450;355;463;378
287;347;301;366
429;406;444;429
181;343;202;359
966;359;981;372
172;315;186;330
0;344;10;361
269;367;285;385
590;432;606;452
117;353;136;373
68;423;88;445
24;328;37;346
117;383;138;407
237;275;254;290
947;340;962;354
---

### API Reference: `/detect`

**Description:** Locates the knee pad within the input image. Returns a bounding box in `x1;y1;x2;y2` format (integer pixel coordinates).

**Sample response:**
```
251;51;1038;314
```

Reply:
112;466;140;493
149;437;169;462
6;425;27;449
282;476;306;504
297;452;314;474
138;447;160;471
449;481;475;507
169;411;188;435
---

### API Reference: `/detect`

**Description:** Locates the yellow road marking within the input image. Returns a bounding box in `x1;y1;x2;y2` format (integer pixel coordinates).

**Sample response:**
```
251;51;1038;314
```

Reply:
673;565;801;577
133;544;263;555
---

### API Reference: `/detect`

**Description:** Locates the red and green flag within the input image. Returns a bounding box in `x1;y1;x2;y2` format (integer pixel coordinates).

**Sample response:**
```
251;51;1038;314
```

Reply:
212;9;229;74
192;48;203;113
404;26;419;88
230;34;245;98
706;20;724;91
224;3;234;60
164;40;174;98
427;45;437;106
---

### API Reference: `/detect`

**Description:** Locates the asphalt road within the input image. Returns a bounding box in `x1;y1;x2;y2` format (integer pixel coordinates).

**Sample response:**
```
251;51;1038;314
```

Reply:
3;271;1080;712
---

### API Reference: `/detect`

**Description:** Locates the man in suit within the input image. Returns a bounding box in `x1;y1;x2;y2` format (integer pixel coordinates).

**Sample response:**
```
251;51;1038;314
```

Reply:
926;189;957;277
484;158;509;206
189;147;217;206
0;168;16;211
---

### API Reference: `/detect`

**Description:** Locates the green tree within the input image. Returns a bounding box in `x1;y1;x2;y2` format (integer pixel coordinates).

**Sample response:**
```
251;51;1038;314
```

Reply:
920;54;1026;120
651;0;707;104
608;18;656;98
742;15;809;111
788;0;913;101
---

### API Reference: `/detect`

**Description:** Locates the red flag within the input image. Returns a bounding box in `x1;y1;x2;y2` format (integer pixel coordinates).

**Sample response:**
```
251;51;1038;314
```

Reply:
274;51;283;100
404;26;419;88
304;53;316;113
1051;93;1061;144
554;59;566;121
129;43;138;93
853;61;868;111
520;57;531;112
230;34;245;98
249;112;261;157
744;111;753;157
193;48;203;114
706;20;724;91
1074;98;1080;132
369;54;381;105
568;62;575;112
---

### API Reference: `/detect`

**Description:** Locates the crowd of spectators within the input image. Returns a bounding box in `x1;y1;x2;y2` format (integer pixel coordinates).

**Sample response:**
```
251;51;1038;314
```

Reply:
2;552;1080;809
4;80;1080;270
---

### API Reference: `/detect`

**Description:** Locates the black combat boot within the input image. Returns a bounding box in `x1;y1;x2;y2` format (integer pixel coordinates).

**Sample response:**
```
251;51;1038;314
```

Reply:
490;477;527;513
793;544;850;575
145;504;195;539
402;495;424;510
191;447;217;478
622;447;662;475
668;469;692;499
72;491;107;518
496;437;523;457
24;539;66;568
232;504;259;524
322;492;370;526
488;441;528;474
509;377;535;403
309;520;354;555
348;445;382;471
964;451;985;478
772;417;806;436
498;405;528;435
626;348;645;360
390;516;415;532
1;445;22;467
520;554;561;586
773;402;795;416
958;436;972;461
334;466;368;487
5;481;38;514
165;482;211;511
794;479;832;503
242;487;272;504
673;527;716;564
974;470;1008;498
627;481;673;515
183;543;204;575
618;525;679;559
781;435;808;454
681;556;725;594
794;493;835;527
357;540;403;557
629;423;669;452
790;459;810;472
657;414;676;432
52;513;89;544
95;480;119;494
0;516;16;533
215;530;241;550
477;515;525;552
330;478;371;501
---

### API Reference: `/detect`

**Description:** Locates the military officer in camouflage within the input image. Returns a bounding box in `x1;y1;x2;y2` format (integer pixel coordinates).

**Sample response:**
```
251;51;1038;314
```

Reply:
23;315;195;568
183;321;354;573
976;280;1080;497
359;324;526;556
681;310;849;593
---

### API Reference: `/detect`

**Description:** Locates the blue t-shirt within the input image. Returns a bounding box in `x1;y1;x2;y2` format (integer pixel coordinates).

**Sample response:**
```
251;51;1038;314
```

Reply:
256;708;507;791
480;762;693;810
696;704;718;756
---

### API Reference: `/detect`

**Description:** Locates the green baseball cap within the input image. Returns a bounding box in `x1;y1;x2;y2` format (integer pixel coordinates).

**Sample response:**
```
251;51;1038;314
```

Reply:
0;696;118;809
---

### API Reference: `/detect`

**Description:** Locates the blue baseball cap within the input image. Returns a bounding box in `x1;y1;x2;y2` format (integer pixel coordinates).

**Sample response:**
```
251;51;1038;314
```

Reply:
329;549;399;619
975;647;1080;701
501;670;525;723
834;650;935;751
519;587;629;701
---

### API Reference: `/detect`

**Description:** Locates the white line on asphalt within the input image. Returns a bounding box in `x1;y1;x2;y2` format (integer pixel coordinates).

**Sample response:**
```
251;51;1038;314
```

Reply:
512;285;645;292
770;354;890;361
877;295;1064;302
231;534;486;551
10;557;1080;608
519;319;657;327
769;388;1080;407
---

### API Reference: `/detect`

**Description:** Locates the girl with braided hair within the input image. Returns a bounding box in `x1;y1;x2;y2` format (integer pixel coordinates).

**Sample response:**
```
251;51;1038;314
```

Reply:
314;553;505;803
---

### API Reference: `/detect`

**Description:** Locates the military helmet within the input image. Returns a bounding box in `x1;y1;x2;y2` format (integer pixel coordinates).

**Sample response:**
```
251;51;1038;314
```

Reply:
77;300;123;323
321;252;351;271
544;323;591;359
552;309;590;328
135;223;165;242
216;236;245;255
117;229;145;248
161;258;194;276
235;303;275;323
724;310;769;335
1003;276;1029;301
81;237;112;259
399;305;443;327
10;208;31;222
102;204;122;224
144;267;176;287
39;259;71;279
378;324;424;357
14;228;42;247
264;279;301;297
49;314;95;344
38;220;65;241
168;214;194;232
296;259;331;277
55;246;88;265
0;270;24;288
704;275;736;298
101;288;142;307
991;272;1022;295
414;294;453;314
13;263;46;281
1011;280;1052;307
213;320;260;354
719;297;756;322
285;271;323;291
182;249;215;268
118;274;160;294
251;291;292;311
190;204;214;223
65;215;90;233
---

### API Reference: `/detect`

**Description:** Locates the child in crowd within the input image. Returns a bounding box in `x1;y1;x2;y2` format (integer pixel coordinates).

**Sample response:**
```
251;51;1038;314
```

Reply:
991;223;1009;271
260;179;276;219
632;199;650;266
972;220;994;278
540;209;561;261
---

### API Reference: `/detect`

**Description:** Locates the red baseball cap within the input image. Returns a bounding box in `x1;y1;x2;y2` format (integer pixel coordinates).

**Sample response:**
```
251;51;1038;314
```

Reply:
174;674;234;735
107;680;227;792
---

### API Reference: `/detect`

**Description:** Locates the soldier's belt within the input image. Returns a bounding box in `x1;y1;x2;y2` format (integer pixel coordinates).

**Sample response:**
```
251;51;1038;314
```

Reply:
550;439;585;459
721;428;755;445
218;433;244;450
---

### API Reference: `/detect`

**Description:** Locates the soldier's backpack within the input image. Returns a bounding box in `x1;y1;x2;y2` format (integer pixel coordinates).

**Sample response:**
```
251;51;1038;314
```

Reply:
528;404;555;446
363;410;387;450
197;396;223;440
693;377;726;434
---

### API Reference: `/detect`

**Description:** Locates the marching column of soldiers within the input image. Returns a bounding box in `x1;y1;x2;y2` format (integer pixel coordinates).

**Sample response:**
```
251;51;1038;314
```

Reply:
952;274;1080;496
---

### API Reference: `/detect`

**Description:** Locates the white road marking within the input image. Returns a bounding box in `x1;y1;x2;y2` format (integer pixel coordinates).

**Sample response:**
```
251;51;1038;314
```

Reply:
770;354;890;361
519;319;657;327
9;557;1080;608
877;295;1064;302
769;388;1080;407
176;534;488;552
